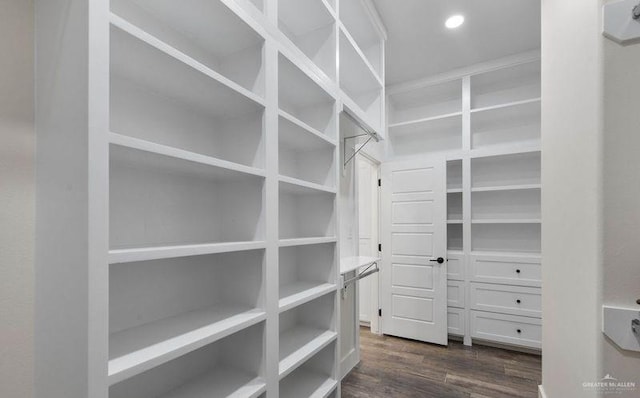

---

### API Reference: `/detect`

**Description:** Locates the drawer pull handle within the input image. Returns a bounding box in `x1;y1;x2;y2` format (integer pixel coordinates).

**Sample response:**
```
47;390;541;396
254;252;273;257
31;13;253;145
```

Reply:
516;269;521;274
516;299;521;304
517;329;522;334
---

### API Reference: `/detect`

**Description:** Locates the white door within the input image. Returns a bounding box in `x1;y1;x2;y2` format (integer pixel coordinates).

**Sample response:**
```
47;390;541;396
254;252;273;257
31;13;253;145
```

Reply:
380;158;448;345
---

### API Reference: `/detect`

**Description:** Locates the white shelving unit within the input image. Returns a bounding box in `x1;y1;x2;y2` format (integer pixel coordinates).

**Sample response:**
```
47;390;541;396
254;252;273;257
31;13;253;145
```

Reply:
35;0;385;397
387;55;542;350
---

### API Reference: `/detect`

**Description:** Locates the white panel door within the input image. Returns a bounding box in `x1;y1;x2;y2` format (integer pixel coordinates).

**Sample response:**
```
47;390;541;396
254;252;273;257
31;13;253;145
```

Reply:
381;159;447;345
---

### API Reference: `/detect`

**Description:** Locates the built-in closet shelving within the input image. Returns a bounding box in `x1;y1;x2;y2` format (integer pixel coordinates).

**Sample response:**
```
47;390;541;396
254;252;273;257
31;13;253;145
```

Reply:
388;56;542;350
36;0;385;396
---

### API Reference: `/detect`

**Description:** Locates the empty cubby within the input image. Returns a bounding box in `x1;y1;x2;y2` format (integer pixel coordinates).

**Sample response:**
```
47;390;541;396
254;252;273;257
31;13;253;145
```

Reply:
109;145;265;250
279;53;337;139
471;100;541;149
109;250;265;374
447;192;463;221
471;223;541;254
109;322;266;398
389;79;462;124
447;159;463;190
110;25;265;168
472;189;541;221
339;0;382;77
448;224;463;252
279;341;337;398
279;115;336;187
389;114;463;156
278;0;336;80
111;0;265;96
471;152;541;189
279;293;337;378
471;61;541;109
279;182;336;240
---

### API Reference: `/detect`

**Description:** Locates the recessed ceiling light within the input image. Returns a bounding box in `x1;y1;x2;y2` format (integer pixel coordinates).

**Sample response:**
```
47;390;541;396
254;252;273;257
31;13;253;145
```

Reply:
445;15;465;29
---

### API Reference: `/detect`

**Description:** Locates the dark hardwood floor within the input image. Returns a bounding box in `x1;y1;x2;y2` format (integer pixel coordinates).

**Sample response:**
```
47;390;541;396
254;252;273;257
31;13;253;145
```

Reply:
341;327;541;398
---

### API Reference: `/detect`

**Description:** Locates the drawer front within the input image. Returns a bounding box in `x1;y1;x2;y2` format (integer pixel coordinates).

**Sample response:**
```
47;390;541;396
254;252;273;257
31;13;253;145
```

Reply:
471;311;541;349
447;307;465;336
470;254;541;287
470;283;541;317
447;280;465;308
447;252;464;281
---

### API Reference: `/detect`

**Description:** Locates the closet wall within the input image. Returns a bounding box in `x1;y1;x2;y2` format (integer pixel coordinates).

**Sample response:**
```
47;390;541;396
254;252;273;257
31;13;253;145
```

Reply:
385;52;542;350
35;1;385;397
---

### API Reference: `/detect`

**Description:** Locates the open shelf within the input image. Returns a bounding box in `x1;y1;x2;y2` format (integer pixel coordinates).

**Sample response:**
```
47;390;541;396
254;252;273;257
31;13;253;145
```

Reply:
339;0;382;78
109;323;265;397
279;180;336;241
109;250;265;384
278;0;336;80
279;53;336;139
471;223;541;254
471;152;541;189
339;29;383;128
471;98;541;150
280;342;337;398
447;159;463;190
279;237;338;247
388;79;462;125
279;294;337;378
110;145;265;250
110;23;265;169
389;113;462;156
279;242;336;312
472;189;541;221
471;61;541;110
279;115;336;188
111;0;265;97
447;191;463;221
471;184;540;192
448;224;463;252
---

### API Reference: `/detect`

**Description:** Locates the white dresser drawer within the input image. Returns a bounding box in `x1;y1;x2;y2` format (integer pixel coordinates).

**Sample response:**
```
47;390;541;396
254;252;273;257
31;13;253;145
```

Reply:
447;280;465;308
447;307;465;336
471;311;541;349
470;254;541;287
447;252;465;281
470;283;541;317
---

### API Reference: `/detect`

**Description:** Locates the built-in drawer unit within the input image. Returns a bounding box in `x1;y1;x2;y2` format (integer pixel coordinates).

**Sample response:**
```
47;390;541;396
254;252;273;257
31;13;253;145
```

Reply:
447;307;465;337
470;253;541;287
470;311;541;349
470;283;541;318
447;281;465;309
446;252;465;281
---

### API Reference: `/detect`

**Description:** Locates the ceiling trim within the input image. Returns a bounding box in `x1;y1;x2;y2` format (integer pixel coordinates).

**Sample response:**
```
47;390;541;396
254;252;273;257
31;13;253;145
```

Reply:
387;49;541;94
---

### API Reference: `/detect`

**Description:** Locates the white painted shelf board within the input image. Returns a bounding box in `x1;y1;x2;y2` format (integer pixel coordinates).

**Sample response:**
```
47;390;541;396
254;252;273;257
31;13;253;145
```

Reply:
279;0;335;38
339;25;383;86
388;111;464;129
280;369;338;398
108;305;266;385
279;110;337;148
111;14;265;109
279;327;337;379
339;29;382;95
109;241;267;264
471;184;541;193
470;145;541;159
110;132;266;179
447;188;463;193
447;220;464;224
470;250;542;259
340;256;381;275
159;370;266;398
279;175;337;195
447;250;464;255
279;282;336;313
278;237;338;248
388;112;463;137
470;97;541;114
471;219;542;224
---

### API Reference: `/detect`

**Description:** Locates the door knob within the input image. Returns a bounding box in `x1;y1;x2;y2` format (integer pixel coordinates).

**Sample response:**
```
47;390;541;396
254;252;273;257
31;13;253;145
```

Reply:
430;257;445;264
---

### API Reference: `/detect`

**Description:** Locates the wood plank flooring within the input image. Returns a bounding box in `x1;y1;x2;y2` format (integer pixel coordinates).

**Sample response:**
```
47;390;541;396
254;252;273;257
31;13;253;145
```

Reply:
341;328;541;398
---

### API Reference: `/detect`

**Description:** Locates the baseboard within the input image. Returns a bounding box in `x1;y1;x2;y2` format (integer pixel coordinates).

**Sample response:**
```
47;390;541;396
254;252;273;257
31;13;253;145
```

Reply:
538;385;548;398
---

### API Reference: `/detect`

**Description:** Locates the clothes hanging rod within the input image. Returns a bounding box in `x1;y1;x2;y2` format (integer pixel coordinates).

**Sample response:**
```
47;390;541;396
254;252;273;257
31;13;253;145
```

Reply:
342;111;379;167
342;261;379;289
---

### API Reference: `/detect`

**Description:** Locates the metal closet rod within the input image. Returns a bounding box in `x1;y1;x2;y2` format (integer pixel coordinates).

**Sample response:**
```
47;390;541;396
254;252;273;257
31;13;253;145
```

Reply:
342;261;379;289
342;111;379;166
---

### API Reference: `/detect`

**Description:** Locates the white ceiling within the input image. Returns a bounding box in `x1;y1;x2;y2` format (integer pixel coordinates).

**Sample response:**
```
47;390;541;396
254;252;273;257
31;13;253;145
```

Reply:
372;0;541;86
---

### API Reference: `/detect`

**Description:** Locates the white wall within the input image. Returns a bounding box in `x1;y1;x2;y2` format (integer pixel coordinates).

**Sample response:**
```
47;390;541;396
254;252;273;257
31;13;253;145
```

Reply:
0;1;35;397
541;0;604;397
602;0;640;387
